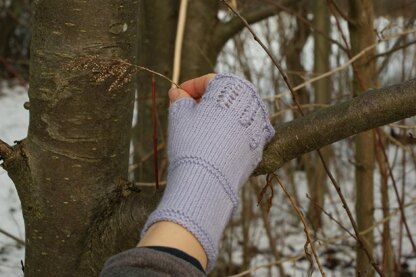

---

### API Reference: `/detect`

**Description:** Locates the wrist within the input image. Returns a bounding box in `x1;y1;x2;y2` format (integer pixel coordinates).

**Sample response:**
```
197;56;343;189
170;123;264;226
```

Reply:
138;221;207;269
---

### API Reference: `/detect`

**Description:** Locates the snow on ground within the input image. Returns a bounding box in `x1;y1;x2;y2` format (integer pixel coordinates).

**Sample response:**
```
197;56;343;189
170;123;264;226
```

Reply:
0;82;27;277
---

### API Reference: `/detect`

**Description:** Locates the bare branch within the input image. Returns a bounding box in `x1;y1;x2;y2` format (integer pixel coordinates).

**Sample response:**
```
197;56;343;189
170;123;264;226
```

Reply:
0;228;25;246
274;174;326;276
0;139;13;161
326;0;356;26
172;0;188;85
216;4;279;47
261;0;348;52
231;198;416;277
264;28;416;101
376;130;416;253
255;78;416;174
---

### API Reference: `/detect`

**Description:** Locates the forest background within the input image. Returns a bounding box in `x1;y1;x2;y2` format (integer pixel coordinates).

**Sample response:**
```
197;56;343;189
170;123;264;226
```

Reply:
0;0;416;276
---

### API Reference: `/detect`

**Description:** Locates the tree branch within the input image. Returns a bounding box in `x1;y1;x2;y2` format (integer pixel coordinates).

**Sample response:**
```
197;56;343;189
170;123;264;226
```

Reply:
255;78;416;175
0;138;13;161
0;228;25;246
216;4;279;47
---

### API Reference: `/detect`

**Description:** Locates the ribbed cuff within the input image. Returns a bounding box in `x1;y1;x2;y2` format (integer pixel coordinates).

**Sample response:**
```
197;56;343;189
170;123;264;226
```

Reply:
141;160;237;272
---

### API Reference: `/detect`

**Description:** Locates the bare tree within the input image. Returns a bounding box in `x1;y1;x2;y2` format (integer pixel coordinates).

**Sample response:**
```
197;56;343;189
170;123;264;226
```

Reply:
348;1;377;275
306;0;332;230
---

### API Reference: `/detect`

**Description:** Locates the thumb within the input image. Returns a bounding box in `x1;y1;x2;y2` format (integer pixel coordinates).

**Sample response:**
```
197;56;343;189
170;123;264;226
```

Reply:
168;88;192;103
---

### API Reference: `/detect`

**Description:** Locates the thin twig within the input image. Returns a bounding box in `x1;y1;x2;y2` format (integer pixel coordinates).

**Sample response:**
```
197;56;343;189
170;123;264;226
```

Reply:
0;56;27;86
134;181;167;187
251;177;286;276
378;18;416;75
129;143;165;172
328;3;386;274
261;0;348;52
256;174;274;213
66;55;179;89
0;228;25;246
230;253;305;277
172;0;188;86
327;0;367;93
273;174;326;276
371;39;416;61
315;149;383;276
0;139;13;161
113;59;179;88
151;75;159;190
220;1;384;274
229;198;416;277
327;0;356;26
220;0;304;116
306;194;357;240
263;28;416;101
389;123;416;129
270;103;329;119
398;134;407;275
375;130;416;254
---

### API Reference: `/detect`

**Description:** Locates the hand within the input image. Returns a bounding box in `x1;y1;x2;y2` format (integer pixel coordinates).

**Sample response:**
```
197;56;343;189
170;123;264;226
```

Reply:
141;73;274;272
138;74;218;270
168;73;216;103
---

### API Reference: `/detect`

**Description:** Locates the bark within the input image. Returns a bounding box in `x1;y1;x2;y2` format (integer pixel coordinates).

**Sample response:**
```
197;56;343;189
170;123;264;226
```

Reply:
334;0;416;18
306;0;331;231
241;184;252;270
255;78;416;175
349;1;377;275
0;0;159;275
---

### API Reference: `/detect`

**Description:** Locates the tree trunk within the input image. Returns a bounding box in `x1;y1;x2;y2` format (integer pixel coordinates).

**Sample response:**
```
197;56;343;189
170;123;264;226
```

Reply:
306;0;331;231
1;0;158;275
375;139;396;276
255;77;416;175
281;0;310;171
349;1;377;275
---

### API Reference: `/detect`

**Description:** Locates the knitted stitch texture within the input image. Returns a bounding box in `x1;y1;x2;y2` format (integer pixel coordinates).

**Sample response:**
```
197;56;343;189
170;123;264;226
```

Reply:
141;74;275;272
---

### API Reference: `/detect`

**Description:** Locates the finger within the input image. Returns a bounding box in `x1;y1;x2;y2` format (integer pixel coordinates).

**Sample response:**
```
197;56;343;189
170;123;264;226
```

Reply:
179;73;216;99
168;88;192;103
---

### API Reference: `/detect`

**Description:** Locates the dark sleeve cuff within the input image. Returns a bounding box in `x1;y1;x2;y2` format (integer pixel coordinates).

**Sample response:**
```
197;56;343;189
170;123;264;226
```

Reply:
100;247;206;277
143;246;205;273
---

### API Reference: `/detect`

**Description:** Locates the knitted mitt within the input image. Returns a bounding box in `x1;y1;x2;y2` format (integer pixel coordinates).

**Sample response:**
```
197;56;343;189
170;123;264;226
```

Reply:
141;73;275;271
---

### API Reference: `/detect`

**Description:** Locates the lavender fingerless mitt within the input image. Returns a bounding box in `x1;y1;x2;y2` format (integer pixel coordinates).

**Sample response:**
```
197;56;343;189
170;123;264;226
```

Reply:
141;74;275;271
